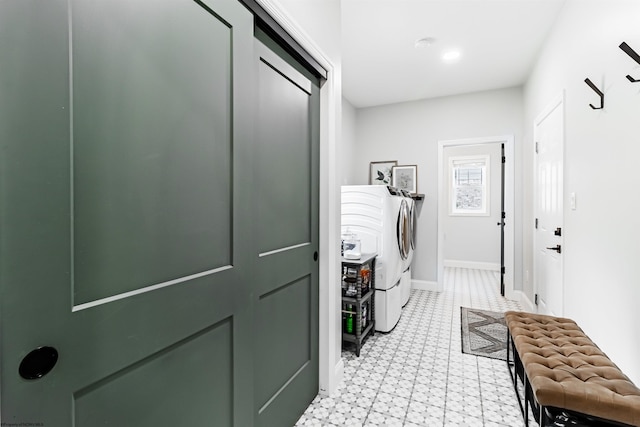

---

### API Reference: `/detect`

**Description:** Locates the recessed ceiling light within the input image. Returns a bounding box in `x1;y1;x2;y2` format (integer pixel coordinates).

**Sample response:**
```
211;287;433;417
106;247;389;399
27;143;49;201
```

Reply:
415;37;437;48
442;50;461;63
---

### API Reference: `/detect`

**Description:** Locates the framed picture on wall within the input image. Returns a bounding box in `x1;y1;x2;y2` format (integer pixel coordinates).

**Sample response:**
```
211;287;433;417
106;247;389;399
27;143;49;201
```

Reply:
392;165;418;194
369;160;397;185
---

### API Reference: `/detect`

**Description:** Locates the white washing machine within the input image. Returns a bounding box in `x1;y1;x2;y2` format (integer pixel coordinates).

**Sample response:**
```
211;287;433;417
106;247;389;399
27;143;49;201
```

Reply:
341;185;404;332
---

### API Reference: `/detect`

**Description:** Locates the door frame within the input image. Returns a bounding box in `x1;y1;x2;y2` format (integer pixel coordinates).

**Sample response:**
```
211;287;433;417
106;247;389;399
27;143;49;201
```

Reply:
533;92;565;315
255;0;342;396
437;135;515;299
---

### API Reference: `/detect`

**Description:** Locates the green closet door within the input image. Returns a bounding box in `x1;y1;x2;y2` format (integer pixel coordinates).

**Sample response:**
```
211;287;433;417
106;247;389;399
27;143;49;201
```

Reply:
253;35;321;427
0;0;255;425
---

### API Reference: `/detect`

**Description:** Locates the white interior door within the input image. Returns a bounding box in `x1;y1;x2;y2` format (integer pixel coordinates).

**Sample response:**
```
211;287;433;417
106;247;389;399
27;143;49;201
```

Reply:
534;95;564;316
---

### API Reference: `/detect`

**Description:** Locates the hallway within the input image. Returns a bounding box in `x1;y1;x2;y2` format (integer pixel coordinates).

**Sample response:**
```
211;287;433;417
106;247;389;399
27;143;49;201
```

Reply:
297;268;525;426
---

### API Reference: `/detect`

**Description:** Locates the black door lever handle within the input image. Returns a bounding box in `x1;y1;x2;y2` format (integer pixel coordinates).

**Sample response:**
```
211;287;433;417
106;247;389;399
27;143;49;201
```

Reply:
546;245;562;254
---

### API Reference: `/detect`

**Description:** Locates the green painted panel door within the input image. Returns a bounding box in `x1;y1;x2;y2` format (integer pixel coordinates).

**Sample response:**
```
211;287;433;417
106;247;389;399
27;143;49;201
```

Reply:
0;0;255;425
253;35;320;427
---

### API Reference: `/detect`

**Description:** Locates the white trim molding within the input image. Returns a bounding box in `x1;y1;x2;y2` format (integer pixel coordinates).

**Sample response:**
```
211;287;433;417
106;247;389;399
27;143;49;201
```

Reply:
412;279;439;292
443;260;500;271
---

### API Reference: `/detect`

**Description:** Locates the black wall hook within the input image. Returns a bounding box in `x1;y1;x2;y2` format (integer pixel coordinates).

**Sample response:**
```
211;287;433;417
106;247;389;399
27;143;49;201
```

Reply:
619;42;640;82
584;78;604;109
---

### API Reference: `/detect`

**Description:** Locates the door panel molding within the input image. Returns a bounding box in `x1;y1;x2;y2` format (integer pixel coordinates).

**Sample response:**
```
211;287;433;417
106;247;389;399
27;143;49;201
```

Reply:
72;265;233;312
255;276;312;404
255;50;312;255
259;56;312;95
259;242;311;258
257;360;310;415
74;317;233;426
70;0;236;305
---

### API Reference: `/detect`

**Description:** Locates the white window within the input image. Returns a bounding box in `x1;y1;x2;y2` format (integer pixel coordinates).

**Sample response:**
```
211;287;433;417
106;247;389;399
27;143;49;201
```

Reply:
449;155;490;216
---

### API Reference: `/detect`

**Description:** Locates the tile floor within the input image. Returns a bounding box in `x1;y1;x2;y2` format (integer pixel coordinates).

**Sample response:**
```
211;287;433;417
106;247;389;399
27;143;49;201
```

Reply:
296;267;530;427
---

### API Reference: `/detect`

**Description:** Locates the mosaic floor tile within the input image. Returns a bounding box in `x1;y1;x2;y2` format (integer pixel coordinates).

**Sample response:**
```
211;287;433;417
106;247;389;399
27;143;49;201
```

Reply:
364;410;404;426
295;267;526;426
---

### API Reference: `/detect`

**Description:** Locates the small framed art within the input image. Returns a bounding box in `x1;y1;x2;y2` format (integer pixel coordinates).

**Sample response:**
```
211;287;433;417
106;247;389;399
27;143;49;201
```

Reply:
369;160;397;185
392;165;418;194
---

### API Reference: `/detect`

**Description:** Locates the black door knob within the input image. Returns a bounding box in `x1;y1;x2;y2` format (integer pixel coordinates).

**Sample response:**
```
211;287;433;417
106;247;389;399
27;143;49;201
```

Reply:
313;251;318;261
19;346;58;380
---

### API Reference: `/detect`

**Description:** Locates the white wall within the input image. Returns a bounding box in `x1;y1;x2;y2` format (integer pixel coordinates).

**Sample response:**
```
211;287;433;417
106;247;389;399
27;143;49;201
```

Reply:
523;0;640;384
354;87;524;284
443;143;502;267
274;0;340;64
341;97;358;185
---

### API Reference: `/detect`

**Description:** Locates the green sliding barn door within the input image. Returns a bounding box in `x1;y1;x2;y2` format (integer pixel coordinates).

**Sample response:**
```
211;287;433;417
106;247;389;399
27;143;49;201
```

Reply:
0;0;256;425
253;34;320;427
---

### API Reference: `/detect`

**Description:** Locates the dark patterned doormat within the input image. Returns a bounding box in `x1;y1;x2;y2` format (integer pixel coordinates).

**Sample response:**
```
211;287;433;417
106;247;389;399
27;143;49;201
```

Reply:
461;307;507;361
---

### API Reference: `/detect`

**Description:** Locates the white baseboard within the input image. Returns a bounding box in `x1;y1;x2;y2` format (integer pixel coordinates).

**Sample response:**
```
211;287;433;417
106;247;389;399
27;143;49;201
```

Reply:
510;290;535;312
444;260;500;271
412;279;439;292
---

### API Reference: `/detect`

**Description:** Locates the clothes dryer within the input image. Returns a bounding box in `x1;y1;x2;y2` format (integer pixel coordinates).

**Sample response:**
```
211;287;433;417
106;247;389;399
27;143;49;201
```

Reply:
341;185;404;332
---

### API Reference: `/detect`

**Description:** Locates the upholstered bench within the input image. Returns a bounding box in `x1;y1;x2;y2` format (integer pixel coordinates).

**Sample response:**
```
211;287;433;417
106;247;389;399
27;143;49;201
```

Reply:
505;311;640;427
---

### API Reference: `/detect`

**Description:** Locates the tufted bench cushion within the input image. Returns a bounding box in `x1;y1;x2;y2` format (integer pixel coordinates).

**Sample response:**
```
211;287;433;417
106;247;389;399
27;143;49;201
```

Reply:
505;311;640;427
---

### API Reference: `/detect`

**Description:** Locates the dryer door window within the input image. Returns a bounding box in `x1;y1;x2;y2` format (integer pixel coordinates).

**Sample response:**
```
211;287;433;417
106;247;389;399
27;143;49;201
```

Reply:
397;199;411;260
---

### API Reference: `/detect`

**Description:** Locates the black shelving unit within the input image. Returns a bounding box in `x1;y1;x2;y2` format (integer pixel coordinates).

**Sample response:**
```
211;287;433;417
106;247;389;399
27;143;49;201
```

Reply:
341;253;376;356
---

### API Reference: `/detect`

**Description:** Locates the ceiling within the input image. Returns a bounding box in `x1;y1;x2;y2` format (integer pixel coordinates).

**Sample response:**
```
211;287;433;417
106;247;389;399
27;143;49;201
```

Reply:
341;0;567;108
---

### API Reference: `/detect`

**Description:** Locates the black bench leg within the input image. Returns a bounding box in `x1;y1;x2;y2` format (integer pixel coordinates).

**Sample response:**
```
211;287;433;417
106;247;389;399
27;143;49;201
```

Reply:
507;331;528;425
524;374;529;427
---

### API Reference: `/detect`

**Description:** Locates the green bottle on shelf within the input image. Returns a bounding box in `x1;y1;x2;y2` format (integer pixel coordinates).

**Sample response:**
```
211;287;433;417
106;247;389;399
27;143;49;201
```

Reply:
346;305;354;334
